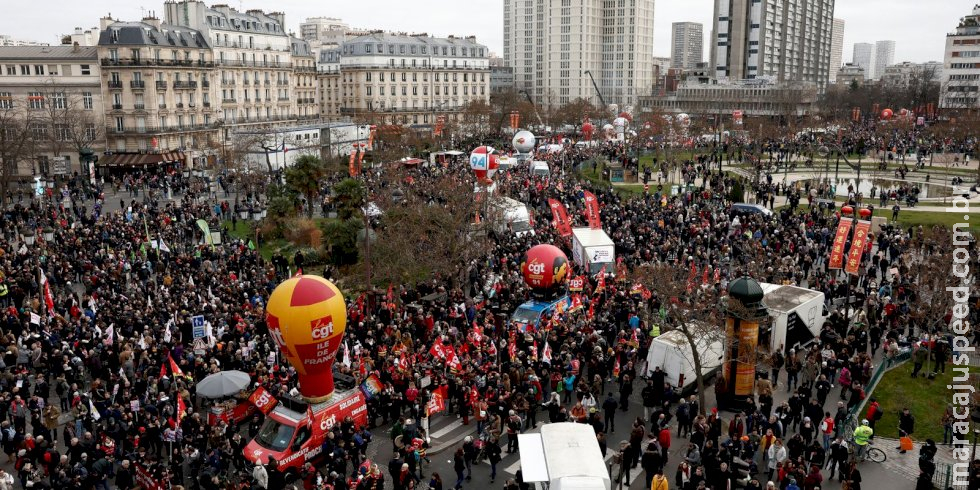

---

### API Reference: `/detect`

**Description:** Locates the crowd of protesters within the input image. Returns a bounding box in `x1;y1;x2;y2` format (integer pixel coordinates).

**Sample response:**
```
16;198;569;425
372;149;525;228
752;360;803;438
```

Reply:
0;122;974;490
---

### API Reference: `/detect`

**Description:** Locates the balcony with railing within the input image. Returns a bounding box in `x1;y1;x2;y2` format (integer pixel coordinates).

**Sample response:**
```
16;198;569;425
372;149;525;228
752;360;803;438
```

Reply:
130;80;145;89
173;81;198;90
222;98;237;104
215;59;293;69
134;104;146;111
243;79;250;86
201;80;210;88
203;101;211;107
155;80;167;90
158;104;167;110
111;103;123;110
107;80;123;89
100;58;215;68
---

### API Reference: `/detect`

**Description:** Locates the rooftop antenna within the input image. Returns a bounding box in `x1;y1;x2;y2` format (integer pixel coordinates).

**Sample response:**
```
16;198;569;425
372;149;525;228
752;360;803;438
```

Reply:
140;6;147;17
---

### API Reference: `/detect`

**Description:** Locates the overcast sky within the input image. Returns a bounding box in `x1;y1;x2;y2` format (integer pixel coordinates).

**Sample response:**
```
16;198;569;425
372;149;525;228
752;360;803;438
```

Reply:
2;0;974;64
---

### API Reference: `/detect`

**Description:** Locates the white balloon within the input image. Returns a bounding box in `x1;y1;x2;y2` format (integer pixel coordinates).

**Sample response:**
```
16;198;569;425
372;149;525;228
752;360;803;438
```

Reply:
512;130;536;153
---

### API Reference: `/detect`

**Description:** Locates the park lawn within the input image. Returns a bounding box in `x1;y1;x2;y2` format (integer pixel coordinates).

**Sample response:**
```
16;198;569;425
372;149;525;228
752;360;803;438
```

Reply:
869;208;978;229
872;361;979;444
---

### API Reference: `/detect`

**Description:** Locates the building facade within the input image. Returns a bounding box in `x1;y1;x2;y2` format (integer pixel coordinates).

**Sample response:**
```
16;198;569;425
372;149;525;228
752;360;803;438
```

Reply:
291;37;318;120
711;0;835;90
873;40;896;82
0;45;105;176
503;0;655;109
638;79;818;117
0;35;50;47
852;42;875;79
828;18;845;82
490;65;515;96
671;22;703;70
940;4;980;109
879;61;942;88
836;63;865;86
317;47;341;118
319;33;490;126
96;16;218;160
162;1;297;132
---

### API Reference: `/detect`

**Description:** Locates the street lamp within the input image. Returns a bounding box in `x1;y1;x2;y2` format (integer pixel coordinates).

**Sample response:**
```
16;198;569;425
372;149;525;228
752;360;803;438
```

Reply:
42;227;54;242
22;232;35;246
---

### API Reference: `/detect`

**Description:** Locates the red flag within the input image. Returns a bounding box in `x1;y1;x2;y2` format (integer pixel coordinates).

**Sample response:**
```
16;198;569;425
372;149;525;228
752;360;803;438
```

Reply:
487;339;498;357
429;338;447;359
531;340;539;362
594;266;607;294
177;395;187;422
548;198;573;237
541;342;552;363
447;352;462;374
613;357;621;378
159;363;167;380
168;355;185;379
687;262;697;292
582;191;601;229
39;269;54;315
702;267;710;285
587;300;595;320
508;339;517;360
713;268;721;284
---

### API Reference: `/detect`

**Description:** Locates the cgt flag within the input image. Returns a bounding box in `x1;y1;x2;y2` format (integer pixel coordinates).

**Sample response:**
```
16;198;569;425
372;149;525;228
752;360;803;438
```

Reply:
548;198;573;237
582;191;601;229
828;217;853;270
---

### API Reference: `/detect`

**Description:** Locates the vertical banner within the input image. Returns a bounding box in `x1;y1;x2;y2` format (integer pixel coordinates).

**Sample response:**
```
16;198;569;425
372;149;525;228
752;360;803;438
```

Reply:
845;220;872;275
349;149;357;177
367;125;377;150
548;198;573;237
195;219;214;249
828;217;853;270
732;110;743;126
582;191;601;229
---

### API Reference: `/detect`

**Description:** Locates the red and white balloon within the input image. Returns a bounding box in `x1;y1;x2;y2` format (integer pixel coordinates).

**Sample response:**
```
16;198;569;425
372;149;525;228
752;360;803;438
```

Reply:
470;146;500;184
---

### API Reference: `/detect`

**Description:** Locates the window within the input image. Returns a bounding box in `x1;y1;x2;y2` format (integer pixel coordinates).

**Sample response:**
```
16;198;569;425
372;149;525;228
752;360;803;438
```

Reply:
28;92;44;109
84;123;96;140
4;66;13;75
366;72;372;82
31;122;47;139
366;86;372;96
47;65;59;76
55;124;71;141
0;92;11;109
34;65;44;75
80;64;91;75
51;92;67;109
20;65;29;75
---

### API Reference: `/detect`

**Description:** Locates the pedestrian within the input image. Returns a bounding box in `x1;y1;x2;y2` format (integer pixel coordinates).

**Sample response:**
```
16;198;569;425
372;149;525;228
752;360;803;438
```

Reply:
898;408;915;454
602;392;618;433
453;447;466;489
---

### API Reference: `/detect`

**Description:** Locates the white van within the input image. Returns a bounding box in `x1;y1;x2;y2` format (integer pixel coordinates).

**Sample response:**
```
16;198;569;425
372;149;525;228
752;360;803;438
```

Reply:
488;197;535;238
643;329;725;394
530;161;550;177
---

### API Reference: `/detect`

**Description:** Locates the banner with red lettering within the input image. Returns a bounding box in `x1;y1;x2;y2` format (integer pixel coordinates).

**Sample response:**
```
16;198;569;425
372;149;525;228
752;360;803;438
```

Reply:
548;199;573;237
359;374;384;400
845;220;872;275
312;390;368;431
429;338;448;360
583;191;601;229
569;275;585;292
828;218;853;270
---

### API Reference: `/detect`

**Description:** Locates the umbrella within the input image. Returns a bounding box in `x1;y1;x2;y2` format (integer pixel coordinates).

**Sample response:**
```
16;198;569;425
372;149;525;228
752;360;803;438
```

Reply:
195;370;252;399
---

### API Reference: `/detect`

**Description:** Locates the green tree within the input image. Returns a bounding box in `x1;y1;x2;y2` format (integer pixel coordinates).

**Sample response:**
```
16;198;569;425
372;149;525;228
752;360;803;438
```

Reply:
321;217;362;266
266;183;301;220
332;178;367;220
284;155;327;218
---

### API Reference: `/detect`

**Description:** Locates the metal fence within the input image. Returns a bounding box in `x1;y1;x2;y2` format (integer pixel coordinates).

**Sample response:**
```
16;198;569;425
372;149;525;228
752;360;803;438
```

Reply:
932;461;953;489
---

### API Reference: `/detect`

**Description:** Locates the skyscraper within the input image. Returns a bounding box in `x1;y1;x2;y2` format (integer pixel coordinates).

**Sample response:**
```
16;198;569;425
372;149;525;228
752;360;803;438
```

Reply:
503;0;655;109
828;18;845;82
710;0;835;89
852;43;875;79
671;22;704;70
874;40;896;81
941;4;980;109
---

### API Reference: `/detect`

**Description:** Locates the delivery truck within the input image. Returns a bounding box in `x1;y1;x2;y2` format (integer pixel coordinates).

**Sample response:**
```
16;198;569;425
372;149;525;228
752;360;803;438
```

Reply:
570;227;615;276
517;423;610;490
487;196;535;238
643;328;725;394
758;283;829;355
244;373;368;477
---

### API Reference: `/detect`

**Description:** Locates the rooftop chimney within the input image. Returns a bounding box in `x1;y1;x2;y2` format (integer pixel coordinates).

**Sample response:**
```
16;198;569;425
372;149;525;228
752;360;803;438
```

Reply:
72;41;80;53
143;13;162;30
99;14;115;31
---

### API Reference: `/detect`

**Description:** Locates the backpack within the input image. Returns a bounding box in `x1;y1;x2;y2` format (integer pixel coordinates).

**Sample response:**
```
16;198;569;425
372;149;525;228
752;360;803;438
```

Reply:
874;408;884;421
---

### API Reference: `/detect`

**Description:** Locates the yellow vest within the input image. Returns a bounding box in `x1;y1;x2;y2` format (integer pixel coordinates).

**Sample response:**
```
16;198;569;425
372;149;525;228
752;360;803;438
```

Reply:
0;283;8;297
650;325;661;337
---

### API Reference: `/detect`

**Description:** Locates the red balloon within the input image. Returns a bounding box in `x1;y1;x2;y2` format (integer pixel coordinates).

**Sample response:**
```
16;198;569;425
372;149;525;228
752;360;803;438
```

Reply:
521;244;570;291
859;208;873;218
881;109;893;119
841;205;854;215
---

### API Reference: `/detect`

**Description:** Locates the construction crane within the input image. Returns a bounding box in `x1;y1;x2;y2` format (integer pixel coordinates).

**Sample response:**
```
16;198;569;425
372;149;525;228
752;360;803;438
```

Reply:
519;90;545;128
583;71;607;109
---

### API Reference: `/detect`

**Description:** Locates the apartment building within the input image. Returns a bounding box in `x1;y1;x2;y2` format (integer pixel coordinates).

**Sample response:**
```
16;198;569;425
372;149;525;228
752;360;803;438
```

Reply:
503;0;655;109
96;16;218;160
639;79;818;117
320;32;490;126
317;46;341;118
941;4;980;109
0;44;105;176
671;22;704;70
291;37;318;120
852;43;875;80
711;0;835;90
163;1;296;130
873;41;896;82
828;19;845;82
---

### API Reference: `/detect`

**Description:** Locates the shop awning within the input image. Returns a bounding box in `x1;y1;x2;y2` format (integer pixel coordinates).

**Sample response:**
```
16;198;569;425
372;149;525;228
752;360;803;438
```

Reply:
98;151;185;167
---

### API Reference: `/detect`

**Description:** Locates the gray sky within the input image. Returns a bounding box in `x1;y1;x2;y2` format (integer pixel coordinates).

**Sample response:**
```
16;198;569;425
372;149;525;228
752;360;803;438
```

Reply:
2;0;974;64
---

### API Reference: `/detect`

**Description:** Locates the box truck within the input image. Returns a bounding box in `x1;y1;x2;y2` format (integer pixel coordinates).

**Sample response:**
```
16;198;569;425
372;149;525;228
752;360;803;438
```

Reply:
571;227;615;276
518;423;610;490
643;328;725;394
758;283;829;355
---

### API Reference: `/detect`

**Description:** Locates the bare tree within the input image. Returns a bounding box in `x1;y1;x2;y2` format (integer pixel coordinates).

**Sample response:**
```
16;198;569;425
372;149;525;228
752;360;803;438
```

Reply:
35;81;104;176
0;103;36;205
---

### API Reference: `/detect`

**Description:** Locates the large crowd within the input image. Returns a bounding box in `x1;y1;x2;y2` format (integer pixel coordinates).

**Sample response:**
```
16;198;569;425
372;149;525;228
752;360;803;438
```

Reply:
0;124;975;490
